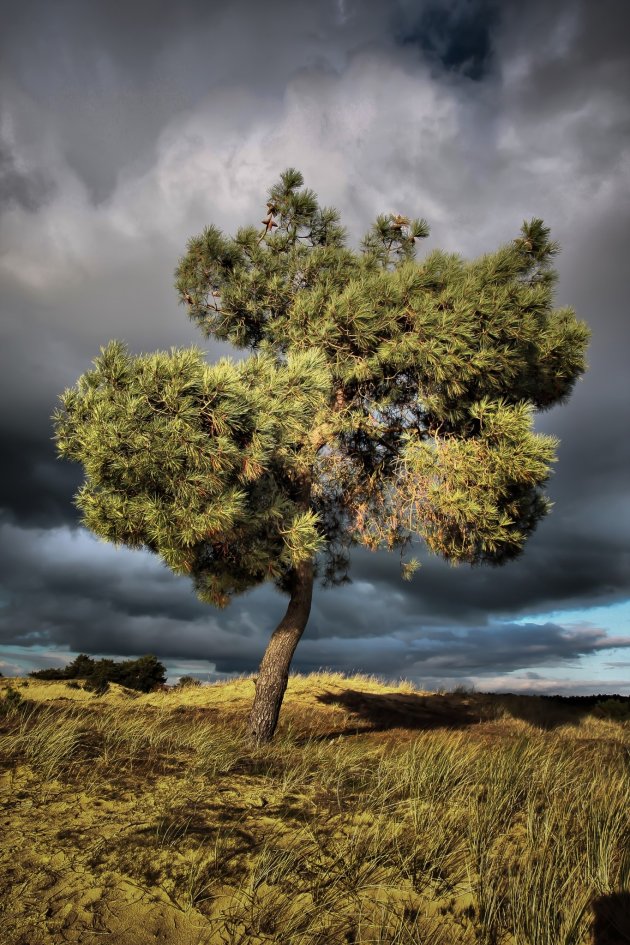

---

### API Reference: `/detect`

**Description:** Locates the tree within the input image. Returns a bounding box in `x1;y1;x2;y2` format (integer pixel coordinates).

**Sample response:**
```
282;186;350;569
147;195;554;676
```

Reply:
53;168;589;743
65;654;97;678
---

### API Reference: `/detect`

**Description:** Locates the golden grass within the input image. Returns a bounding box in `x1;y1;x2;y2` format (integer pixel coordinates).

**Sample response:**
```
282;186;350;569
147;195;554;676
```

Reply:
1;671;629;944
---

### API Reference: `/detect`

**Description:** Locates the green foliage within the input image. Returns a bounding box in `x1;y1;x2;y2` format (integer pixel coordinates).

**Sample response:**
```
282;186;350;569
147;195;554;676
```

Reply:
55;343;330;604
397;399;558;563
28;668;68;680
30;654;97;681
177;675;202;689
55;168;589;598
66;654;96;678
594;698;630;721
29;654;167;693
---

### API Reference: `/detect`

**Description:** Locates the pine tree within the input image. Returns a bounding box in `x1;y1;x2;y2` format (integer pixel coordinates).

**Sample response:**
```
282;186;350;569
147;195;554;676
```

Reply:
53;169;589;743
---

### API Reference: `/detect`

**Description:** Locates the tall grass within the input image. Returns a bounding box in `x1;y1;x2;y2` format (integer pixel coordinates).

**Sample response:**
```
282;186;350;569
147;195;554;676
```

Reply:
1;676;629;944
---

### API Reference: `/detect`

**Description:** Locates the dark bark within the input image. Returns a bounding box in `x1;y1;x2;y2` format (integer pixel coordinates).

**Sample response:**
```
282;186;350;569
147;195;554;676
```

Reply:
247;558;314;744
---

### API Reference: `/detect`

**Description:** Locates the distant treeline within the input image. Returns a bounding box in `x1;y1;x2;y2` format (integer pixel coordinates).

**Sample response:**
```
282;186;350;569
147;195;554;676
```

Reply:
29;654;167;693
536;693;630;707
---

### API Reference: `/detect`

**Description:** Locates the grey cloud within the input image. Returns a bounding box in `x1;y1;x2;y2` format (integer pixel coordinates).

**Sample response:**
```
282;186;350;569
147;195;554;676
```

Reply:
496;0;630;120
347;510;630;626
208;620;630;683
0;140;54;212
0;0;394;203
0;0;628;688
0;522;627;690
485;0;630;213
400;622;630;674
0;524;207;640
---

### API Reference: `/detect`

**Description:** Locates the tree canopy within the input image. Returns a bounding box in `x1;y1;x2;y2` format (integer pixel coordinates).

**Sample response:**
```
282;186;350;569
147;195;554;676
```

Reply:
55;167;589;599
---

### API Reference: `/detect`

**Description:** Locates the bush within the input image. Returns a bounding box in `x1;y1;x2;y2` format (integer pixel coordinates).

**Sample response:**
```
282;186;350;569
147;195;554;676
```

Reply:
28;667;69;680
177;675;202;688
29;654;167;693
593;698;630;721
117;655;167;693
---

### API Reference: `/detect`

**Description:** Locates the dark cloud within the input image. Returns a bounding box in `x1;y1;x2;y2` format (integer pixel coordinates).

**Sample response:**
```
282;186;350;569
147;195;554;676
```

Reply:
394;0;499;80
0;431;82;530
0;523;209;653
0;0;628;690
0;521;627;691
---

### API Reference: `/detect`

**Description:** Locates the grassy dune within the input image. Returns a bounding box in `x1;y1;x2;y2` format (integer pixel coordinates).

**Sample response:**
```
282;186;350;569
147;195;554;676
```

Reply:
1;671;629;944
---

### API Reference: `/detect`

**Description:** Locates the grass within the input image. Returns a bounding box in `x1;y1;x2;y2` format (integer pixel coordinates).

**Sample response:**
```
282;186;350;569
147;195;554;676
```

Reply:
0;671;629;944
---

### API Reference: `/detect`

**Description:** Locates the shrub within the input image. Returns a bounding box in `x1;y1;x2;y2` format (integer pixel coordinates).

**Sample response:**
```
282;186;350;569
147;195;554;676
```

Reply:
593;698;630;720
116;655;167;692
29;654;167;693
28;655;94;681
177;676;202;689
28;667;70;680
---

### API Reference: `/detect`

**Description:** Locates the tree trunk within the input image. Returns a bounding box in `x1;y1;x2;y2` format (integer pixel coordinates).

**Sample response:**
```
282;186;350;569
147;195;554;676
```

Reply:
247;558;314;744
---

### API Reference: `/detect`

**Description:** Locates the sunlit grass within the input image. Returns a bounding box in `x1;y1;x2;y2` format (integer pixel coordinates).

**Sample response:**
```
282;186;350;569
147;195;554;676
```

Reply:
1;671;629;944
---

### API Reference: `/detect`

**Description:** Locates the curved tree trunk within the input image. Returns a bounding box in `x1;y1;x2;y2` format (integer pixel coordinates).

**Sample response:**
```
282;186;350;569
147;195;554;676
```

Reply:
247;558;314;744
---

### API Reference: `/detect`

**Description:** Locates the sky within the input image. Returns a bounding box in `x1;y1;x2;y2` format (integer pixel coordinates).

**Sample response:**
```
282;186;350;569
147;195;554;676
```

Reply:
1;0;629;693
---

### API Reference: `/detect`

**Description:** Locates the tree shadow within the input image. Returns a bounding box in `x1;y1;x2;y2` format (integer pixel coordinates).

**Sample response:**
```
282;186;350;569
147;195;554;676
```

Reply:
592;892;630;944
304;689;483;743
292;689;619;744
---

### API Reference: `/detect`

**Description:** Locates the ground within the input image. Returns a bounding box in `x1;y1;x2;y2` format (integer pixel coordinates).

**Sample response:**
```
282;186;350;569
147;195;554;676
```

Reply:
1;672;629;944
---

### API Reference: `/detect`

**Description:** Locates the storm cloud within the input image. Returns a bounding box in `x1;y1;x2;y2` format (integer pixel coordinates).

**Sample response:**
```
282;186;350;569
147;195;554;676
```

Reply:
1;0;629;691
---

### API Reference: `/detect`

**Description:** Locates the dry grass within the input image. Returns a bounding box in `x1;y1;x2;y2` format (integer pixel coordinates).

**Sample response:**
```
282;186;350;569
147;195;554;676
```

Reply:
1;671;629;944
